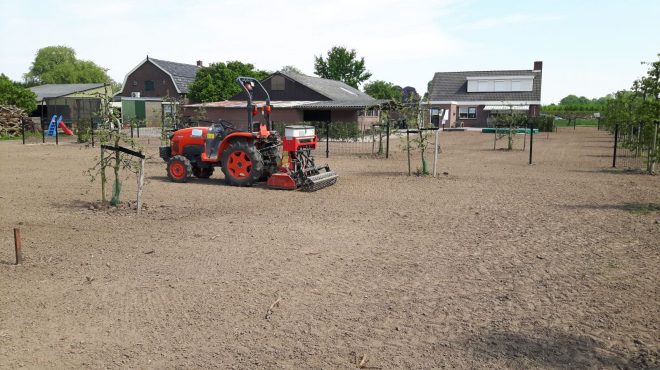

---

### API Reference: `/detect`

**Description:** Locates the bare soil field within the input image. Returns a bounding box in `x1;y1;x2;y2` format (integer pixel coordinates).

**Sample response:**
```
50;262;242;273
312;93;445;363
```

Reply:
1;127;658;369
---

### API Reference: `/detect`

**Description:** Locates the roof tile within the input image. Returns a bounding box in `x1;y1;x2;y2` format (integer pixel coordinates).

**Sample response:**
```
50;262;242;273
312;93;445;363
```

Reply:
150;58;200;94
429;69;542;102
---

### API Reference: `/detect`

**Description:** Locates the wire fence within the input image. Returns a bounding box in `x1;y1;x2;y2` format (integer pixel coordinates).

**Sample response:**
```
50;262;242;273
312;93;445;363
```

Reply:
610;122;659;172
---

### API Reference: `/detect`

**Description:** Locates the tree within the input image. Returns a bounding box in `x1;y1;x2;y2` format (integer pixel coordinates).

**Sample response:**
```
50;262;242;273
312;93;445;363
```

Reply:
493;110;527;150
188;61;269;103
602;54;660;173
85;85;142;206
280;65;303;75
363;80;402;101
0;74;37;113
559;94;590;106
402;86;420;103
24;46;110;85
314;46;372;88
545;94;611;112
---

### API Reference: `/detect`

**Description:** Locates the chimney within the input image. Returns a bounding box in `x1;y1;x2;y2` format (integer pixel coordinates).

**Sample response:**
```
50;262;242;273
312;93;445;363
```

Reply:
533;61;543;71
196;60;203;67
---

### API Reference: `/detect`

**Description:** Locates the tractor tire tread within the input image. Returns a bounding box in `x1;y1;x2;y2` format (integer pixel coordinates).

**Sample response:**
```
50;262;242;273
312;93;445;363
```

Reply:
221;140;264;187
167;155;192;182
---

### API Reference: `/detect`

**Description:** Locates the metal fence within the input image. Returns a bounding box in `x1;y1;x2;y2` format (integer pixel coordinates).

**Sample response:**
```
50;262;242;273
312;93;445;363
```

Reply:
611;122;659;172
313;121;392;157
21;117;80;145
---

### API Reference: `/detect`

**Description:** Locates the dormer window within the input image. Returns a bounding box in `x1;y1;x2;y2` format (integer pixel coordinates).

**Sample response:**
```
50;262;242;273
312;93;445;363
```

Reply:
467;76;533;92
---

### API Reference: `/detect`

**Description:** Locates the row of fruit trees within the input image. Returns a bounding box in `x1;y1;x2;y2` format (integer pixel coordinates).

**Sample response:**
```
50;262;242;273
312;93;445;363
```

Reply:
601;55;659;173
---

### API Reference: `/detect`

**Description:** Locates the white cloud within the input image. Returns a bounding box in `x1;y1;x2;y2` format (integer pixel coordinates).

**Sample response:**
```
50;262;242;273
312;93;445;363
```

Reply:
0;0;463;94
460;14;561;30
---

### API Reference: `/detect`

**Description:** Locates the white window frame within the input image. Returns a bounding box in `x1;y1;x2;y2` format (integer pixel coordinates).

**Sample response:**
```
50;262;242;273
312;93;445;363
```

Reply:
494;80;508;92
478;80;491;92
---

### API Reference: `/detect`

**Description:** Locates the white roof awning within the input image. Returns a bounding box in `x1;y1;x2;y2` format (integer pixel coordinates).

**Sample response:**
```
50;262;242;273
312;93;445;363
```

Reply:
483;105;529;111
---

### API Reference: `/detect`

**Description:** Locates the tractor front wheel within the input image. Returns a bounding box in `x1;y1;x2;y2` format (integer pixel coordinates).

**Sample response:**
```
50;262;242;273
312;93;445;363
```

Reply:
221;141;264;187
167;155;192;182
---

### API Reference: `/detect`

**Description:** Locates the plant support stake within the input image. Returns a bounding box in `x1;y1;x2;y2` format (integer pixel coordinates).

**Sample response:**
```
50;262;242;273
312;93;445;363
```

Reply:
433;128;439;177
529;120;534;165
407;129;411;176
613;123;619;168
652;121;658;174
14;228;22;265
326;121;330;159
137;157;145;214
385;119;390;159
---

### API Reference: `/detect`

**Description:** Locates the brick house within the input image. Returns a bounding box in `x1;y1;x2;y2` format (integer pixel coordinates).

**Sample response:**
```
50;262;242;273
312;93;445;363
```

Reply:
428;61;543;128
116;56;201;126
184;71;380;130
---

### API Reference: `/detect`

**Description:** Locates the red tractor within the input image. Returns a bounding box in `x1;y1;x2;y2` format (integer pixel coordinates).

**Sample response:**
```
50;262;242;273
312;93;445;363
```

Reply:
159;77;337;191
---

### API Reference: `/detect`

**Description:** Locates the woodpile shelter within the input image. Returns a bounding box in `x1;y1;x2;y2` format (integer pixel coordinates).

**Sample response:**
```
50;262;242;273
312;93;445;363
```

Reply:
427;61;543;128
0;105;33;137
184;71;381;130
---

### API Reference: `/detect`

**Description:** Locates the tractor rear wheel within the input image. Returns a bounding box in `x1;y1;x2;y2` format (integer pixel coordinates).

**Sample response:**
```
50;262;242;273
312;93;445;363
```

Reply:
192;166;214;178
261;146;281;180
167;155;192;182
221;140;264;187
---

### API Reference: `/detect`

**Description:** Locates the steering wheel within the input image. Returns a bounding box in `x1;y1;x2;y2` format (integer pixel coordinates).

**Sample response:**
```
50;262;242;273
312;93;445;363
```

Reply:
216;119;234;130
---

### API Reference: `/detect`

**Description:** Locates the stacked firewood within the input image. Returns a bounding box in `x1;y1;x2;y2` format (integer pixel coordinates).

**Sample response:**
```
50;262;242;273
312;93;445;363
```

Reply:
0;105;36;137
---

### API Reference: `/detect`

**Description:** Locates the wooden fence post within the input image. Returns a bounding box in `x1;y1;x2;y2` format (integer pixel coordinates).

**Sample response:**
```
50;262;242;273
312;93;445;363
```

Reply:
137;158;145;214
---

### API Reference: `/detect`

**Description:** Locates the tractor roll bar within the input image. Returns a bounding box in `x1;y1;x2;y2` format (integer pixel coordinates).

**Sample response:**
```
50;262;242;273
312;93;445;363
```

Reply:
236;76;272;132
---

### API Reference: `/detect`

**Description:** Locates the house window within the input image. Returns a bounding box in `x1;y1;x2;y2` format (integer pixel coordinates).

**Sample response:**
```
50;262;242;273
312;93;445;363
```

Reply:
271;76;285;90
511;80;521;91
358;108;379;117
459;107;477;119
132;80;137;86
430;108;441;126
478;80;491;92
494;80;508;91
144;80;154;91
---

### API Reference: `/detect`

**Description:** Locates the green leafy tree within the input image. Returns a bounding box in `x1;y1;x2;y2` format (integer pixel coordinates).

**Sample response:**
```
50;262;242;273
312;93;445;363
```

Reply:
41;60;110;84
602;54;660;173
280;65;303;74
188;61;269;102
559;94;591;106
493;110;527;150
314;46;372;88
0;74;37;112
24;46;111;85
85;85;142;206
544;94;612;112
363;80;402;101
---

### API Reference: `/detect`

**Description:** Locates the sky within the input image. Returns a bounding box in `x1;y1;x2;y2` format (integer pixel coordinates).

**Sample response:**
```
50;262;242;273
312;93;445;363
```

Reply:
0;0;658;104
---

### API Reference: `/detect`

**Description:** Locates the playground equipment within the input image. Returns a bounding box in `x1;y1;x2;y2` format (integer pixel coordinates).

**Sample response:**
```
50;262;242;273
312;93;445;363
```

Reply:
47;115;73;136
159;77;337;191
